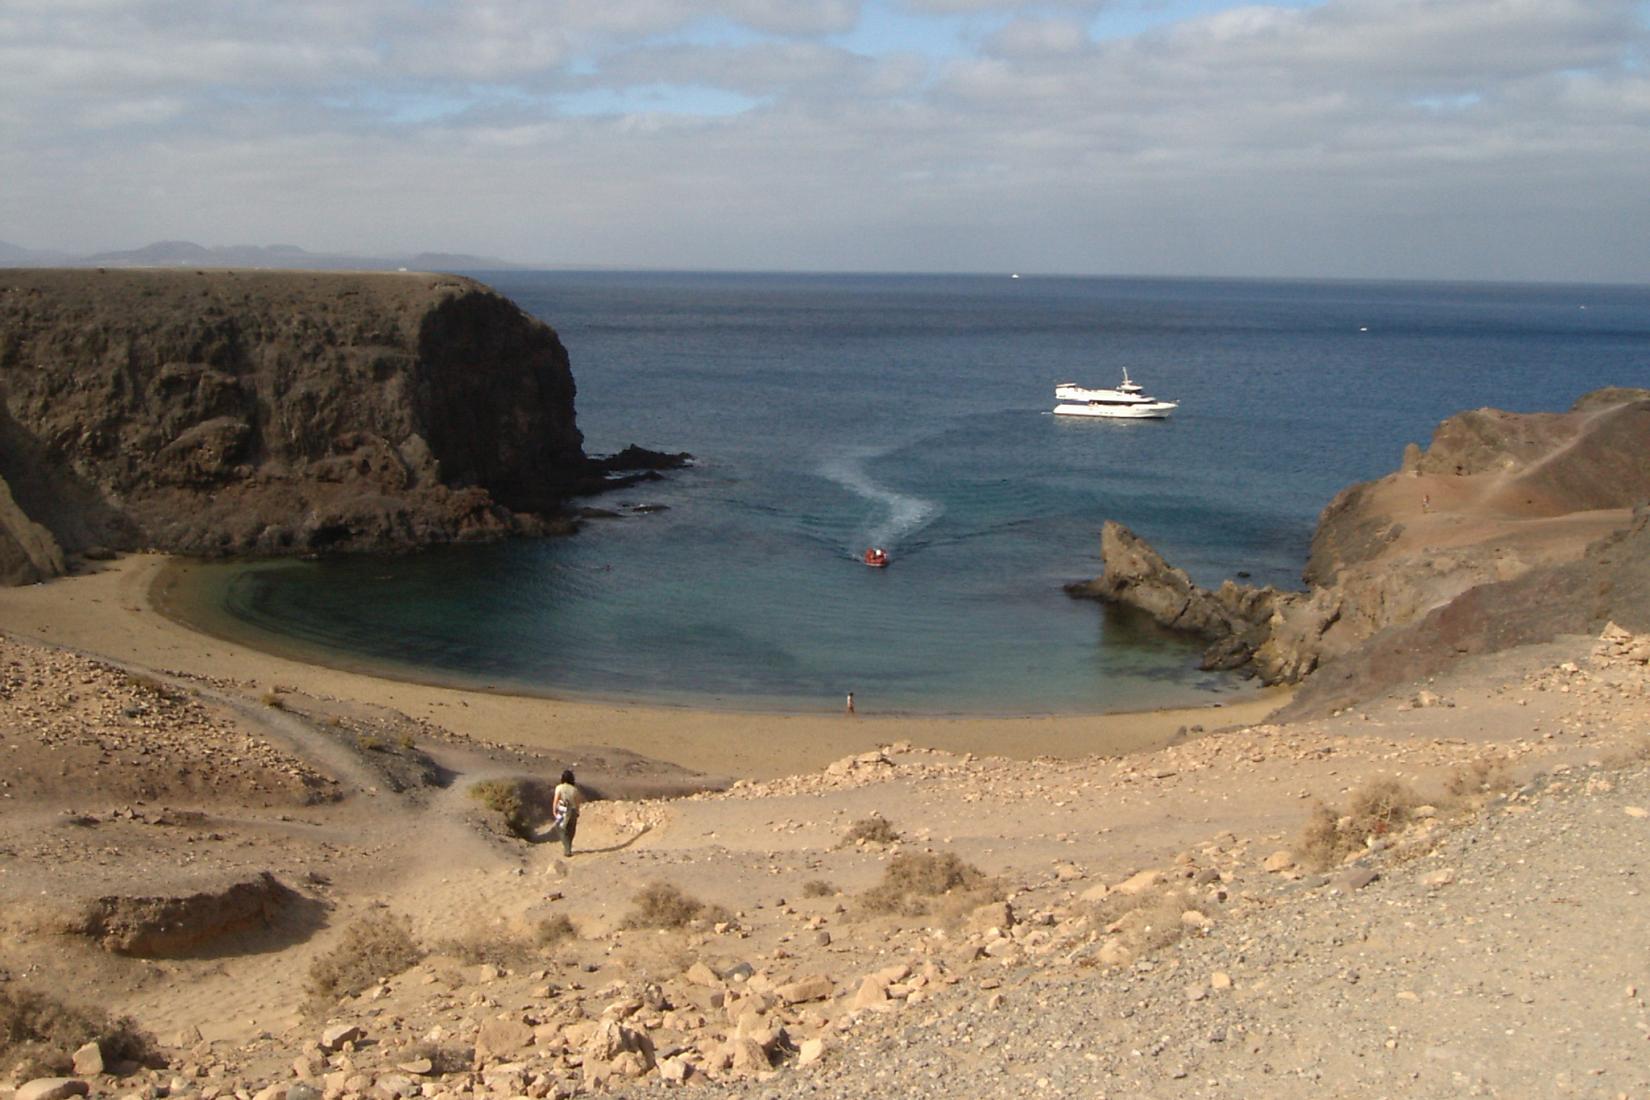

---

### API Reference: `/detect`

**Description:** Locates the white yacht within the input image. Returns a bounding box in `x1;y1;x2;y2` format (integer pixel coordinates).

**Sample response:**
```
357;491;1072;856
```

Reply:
1052;369;1178;419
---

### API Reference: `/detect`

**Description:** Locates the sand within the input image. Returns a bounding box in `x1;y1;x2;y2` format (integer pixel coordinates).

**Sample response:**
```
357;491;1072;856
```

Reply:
4;551;1647;1097
0;553;1290;782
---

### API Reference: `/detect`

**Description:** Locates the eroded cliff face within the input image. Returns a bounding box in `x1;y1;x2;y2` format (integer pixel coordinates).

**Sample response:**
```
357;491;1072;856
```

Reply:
0;269;591;570
1074;389;1650;707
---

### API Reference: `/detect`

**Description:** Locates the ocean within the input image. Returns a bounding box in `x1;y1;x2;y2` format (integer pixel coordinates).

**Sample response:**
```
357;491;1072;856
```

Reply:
179;273;1650;714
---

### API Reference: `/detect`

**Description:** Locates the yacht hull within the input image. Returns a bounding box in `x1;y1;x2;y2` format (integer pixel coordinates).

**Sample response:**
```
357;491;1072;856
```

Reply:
1053;401;1177;419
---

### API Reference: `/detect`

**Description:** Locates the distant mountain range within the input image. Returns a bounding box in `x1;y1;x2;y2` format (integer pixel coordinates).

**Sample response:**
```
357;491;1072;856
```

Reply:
0;239;520;272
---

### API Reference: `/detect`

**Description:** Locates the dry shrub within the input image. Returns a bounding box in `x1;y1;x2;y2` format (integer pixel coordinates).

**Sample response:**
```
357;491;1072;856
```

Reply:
1444;757;1514;800
612;933;697;981
468;778;535;839
261;690;286;709
621;882;732;931
1349;777;1421;835
431;927;537;969
536;913;578;947
1090;888;1208;954
840;816;900;847
1601;740;1650;770
0;986;163;1080
1296;802;1343;871
400;1040;471;1076
800;879;837;898
1296;776;1423;870
858;851;995;918
305;910;424;1013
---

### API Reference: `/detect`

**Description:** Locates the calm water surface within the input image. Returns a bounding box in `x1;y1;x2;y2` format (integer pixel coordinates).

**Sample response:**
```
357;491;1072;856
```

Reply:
179;274;1650;715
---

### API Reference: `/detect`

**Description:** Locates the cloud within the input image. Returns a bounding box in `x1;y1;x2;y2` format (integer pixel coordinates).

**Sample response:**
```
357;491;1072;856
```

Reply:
1;0;1647;280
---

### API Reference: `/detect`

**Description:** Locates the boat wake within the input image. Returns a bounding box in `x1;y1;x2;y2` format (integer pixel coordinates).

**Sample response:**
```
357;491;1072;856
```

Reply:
819;450;941;556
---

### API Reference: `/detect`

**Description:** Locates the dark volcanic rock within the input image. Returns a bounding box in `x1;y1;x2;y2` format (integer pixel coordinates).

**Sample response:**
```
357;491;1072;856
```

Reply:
1073;389;1650;701
0;471;64;584
0;269;593;567
1067;521;1292;676
1281;508;1650;719
595;444;693;473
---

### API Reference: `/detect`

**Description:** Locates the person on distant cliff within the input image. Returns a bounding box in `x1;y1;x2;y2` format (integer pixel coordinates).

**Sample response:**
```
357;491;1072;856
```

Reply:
550;770;581;856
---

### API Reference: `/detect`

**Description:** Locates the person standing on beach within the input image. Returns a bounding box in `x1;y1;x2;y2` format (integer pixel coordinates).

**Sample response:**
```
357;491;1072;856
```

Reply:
845;692;856;716
551;770;581;856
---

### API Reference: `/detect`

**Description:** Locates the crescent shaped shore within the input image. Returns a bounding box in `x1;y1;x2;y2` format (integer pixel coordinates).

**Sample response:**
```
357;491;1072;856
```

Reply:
0;552;1291;783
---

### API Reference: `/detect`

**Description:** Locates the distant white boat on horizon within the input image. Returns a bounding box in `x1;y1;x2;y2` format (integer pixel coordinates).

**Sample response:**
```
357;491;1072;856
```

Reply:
1052;369;1178;419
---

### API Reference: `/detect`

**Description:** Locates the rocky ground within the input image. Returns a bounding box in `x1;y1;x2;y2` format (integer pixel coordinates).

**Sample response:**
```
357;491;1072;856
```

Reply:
3;618;1648;1100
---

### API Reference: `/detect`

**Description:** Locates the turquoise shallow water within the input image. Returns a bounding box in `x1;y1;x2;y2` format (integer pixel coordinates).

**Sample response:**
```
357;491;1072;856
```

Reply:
181;273;1650;714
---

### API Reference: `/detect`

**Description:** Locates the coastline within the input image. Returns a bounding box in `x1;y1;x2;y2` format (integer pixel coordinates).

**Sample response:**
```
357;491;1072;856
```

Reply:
0;553;1291;781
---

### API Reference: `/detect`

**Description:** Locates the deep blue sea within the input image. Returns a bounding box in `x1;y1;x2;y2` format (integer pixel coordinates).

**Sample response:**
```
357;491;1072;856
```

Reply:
187;273;1650;714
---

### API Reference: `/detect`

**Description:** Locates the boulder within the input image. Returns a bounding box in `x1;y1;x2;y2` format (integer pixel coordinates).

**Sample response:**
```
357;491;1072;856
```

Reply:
319;1024;363;1053
1113;869;1163;896
776;976;833;1005
16;1081;88;1100
581;1019;656;1089
69;1044;103;1077
473;1017;534;1064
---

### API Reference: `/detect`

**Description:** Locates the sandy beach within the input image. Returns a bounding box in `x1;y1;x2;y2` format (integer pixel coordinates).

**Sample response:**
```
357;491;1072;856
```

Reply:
0;554;1290;782
2;544;1648;1098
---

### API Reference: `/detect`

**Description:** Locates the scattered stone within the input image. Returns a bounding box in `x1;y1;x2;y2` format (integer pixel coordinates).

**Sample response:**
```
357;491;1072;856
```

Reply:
966;900;1016;932
722;1036;770;1076
1114;869;1163;896
16;1081;89;1100
685;961;722;987
1336;866;1380;892
583;1019;657;1087
1422;867;1457;888
776;976;834;1005
851;977;889;1011
70;1043;104;1077
1263;850;1295;873
473;1017;534;1064
318;1025;362;1053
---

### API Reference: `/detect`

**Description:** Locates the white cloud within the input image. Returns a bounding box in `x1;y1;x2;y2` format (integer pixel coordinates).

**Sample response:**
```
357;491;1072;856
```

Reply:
1;0;1647;280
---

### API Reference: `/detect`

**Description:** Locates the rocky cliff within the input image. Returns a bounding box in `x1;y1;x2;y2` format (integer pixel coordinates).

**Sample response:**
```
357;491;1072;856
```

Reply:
1073;388;1650;707
0;269;618;577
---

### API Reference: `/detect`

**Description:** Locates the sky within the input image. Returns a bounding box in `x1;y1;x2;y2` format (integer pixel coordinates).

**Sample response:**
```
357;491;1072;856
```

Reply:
2;0;1648;282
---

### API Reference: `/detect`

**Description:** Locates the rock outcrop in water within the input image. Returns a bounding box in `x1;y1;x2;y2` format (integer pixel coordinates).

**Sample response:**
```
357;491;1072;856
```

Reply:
0;269;674;579
1073;388;1650;709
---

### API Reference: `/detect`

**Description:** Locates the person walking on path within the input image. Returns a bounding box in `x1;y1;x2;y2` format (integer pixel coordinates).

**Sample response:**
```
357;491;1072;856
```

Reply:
551;770;581;856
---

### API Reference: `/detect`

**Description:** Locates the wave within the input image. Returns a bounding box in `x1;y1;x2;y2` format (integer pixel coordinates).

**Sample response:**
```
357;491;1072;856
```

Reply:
819;449;942;554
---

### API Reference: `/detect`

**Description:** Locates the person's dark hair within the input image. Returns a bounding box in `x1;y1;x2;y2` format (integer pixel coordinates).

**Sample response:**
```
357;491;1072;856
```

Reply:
560;770;575;785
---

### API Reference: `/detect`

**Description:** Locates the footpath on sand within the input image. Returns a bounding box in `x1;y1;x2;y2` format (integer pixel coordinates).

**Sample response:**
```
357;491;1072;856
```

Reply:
2;618;1648;1097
